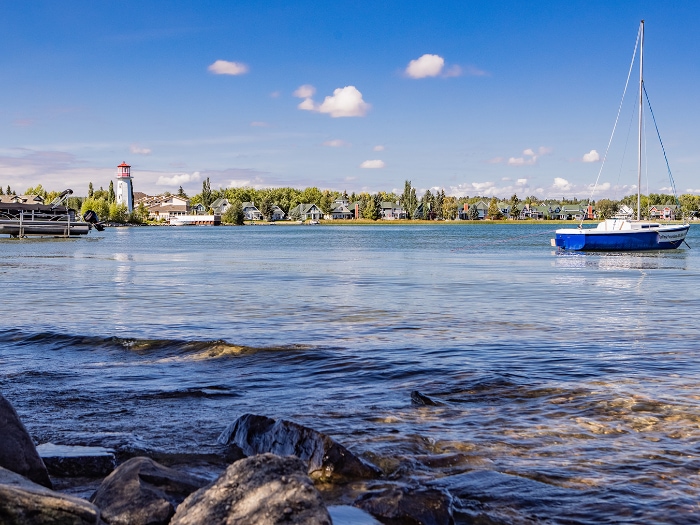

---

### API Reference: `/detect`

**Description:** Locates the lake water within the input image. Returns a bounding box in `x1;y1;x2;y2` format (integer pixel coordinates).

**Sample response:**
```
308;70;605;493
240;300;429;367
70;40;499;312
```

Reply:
1;223;699;524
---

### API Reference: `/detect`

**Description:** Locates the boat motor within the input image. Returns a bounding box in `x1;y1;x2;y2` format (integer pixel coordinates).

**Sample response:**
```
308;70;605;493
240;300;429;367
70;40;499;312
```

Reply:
83;210;105;231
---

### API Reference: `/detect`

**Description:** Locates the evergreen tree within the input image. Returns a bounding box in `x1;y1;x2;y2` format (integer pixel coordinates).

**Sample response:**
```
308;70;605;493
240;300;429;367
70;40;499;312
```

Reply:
88;182;94;198
468;203;480;220
177;186;187;198
508;193;520;219
487;197;503;219
0;186;4;195
108;181;116;203
6;186;11;195
421;190;434;220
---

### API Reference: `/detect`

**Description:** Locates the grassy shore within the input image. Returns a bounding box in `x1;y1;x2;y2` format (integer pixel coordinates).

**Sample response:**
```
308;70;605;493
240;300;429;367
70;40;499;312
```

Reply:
250;219;692;226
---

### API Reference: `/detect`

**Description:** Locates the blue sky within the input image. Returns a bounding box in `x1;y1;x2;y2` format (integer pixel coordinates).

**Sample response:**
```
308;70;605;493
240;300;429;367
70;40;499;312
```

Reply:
1;1;698;199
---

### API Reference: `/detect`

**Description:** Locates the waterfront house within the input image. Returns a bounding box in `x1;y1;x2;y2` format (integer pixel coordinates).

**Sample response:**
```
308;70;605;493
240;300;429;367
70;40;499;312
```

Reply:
270;205;286;221
329;201;353;220
288;203;322;221
210;198;230;215
559;205;586;220
241;202;263;221
649;204;678;220
613;204;634;220
381;202;406;220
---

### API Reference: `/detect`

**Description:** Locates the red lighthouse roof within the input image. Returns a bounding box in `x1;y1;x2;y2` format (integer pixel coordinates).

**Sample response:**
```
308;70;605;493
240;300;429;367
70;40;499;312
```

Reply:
118;161;131;168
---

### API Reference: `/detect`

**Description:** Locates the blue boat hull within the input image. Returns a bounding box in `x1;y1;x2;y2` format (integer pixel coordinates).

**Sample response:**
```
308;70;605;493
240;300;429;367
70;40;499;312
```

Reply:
554;225;689;251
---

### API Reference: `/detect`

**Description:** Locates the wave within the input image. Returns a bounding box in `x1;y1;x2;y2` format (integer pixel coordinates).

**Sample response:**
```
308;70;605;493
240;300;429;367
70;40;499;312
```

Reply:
0;327;313;360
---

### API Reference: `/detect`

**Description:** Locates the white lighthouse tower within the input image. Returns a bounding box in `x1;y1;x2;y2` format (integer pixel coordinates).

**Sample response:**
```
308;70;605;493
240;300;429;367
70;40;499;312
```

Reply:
116;161;134;213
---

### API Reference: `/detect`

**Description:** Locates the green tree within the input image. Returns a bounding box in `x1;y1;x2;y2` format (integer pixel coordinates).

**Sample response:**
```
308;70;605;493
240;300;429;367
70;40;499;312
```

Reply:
257;196;274;221
421;190;434;220
0;187;4;195
201;178;212;207
508;193;520;219
362;194;382;220
177;186;188;198
88;182;94;198
222;200;245;225
434;189;445;220
487;197;503;220
108;181;116;203
81;197;109;222
595;199;619;220
6;186;11;195
134;202;150;223
467;203;480;220
108;202;128;223
400;180;418;219
443;196;458;220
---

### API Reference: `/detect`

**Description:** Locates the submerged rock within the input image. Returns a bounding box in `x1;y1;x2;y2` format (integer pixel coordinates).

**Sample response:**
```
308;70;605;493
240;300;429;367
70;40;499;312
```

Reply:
355;485;454;525
37;443;116;478
0;466;102;524
90;456;209;525
410;390;443;407
0;393;52;488
171;453;331;525
218;414;382;482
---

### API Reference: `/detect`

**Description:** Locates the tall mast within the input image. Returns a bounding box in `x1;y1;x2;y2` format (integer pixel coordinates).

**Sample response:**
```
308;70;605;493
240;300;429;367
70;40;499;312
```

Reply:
637;20;644;221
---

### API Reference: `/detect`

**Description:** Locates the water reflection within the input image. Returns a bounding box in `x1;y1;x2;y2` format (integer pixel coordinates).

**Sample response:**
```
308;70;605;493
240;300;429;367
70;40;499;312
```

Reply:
554;250;688;270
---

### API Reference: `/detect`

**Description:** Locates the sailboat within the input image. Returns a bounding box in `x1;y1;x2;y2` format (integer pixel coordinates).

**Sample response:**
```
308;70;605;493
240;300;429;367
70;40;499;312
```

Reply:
553;20;689;251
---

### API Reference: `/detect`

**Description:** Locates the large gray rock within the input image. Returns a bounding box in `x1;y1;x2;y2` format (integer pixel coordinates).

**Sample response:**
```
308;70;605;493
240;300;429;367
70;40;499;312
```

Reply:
355;485;454;525
0;393;52;488
171;453;331;525
0;466;102;524
89;456;209;525
218;414;382;482
37;444;116;478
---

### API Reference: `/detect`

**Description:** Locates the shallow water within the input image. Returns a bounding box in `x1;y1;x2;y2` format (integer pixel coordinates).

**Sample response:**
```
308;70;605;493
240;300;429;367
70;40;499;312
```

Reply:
1;223;699;524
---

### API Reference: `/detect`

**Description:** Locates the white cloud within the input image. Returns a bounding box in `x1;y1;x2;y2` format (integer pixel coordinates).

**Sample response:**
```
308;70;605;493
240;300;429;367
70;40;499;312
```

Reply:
318;86;370;117
297;98;316;111
373;145;385;151
156;171;201;186
471;181;496;192
516;178;528;185
130;144;151;155
360;159;385;169
323;139;349;147
582;149;600;162
293;85;316;98
295;84;370;117
508;156;537;166
553;177;572;191
405;54;445;78
506;146;551;166
207;60;249;75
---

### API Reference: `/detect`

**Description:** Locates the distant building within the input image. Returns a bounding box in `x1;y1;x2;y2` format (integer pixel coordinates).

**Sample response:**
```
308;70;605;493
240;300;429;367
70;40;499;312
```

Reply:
116;162;134;213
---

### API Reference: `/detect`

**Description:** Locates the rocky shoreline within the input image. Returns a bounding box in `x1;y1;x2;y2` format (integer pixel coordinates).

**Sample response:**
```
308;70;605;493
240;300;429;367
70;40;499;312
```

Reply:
1;392;456;525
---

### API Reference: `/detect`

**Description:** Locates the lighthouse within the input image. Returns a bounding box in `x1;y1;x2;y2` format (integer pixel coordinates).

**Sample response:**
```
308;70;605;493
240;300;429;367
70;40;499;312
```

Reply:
116;161;134;213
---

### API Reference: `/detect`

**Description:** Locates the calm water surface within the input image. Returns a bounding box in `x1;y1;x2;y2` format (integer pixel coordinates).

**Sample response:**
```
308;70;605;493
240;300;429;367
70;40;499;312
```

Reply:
1;224;699;524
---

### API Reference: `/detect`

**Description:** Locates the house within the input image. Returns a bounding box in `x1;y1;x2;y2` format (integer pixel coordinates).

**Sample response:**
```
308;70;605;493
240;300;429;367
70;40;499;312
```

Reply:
270;205;286;221
381;202;405;220
241;202;262;221
190;203;207;214
210;198;230;215
147;204;188;222
458;200;488;220
559;205;586;220
649;204;679;220
288;203;322;221
328;198;353;220
613;204;634;220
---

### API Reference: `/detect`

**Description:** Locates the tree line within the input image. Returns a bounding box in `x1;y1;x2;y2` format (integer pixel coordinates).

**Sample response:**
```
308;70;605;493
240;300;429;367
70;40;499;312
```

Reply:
5;179;700;223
